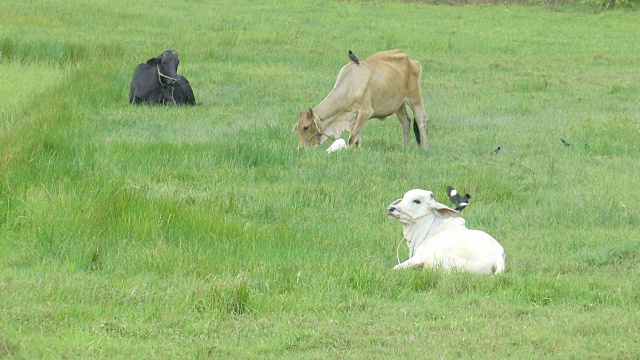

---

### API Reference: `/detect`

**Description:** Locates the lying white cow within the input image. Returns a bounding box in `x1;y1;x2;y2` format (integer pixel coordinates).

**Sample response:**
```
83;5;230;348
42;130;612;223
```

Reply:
387;189;505;274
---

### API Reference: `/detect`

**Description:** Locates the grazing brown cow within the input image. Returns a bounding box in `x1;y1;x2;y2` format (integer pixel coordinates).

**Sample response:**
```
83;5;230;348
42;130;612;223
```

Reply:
294;49;429;150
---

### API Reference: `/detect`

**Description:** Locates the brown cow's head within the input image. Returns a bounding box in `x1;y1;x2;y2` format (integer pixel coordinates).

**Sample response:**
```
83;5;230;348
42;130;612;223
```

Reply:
293;108;323;148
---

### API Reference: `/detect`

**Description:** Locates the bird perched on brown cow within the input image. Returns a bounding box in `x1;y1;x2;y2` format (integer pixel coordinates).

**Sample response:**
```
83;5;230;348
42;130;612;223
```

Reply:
348;50;359;65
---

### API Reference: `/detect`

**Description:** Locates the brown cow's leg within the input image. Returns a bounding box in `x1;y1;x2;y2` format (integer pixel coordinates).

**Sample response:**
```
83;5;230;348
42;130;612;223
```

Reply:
408;97;429;150
395;104;411;148
348;110;372;148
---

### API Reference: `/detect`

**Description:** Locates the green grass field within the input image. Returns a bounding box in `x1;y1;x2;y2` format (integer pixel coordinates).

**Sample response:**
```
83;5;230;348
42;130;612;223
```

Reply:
1;1;639;358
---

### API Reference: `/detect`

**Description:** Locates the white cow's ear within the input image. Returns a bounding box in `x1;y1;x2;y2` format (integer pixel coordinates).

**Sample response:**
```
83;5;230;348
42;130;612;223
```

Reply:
436;208;460;218
432;202;460;218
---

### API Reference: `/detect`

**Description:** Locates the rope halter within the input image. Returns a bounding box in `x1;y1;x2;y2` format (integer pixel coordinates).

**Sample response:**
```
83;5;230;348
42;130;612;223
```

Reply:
393;211;440;265
157;66;180;105
157;65;180;85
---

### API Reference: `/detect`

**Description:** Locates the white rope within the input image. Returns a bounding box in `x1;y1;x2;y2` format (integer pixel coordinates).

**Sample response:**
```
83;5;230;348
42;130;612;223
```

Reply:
157;66;178;105
157;66;179;83
396;236;407;265
393;211;438;266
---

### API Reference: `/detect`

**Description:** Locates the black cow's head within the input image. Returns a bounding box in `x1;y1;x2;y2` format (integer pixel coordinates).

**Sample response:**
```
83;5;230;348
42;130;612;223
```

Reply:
147;50;180;87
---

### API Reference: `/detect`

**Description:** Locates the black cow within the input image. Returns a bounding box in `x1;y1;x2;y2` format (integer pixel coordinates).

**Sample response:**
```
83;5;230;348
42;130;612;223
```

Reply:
129;50;194;105
161;75;196;105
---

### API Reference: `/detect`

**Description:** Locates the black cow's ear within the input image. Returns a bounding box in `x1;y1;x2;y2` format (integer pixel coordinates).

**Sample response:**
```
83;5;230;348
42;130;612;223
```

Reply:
146;57;161;66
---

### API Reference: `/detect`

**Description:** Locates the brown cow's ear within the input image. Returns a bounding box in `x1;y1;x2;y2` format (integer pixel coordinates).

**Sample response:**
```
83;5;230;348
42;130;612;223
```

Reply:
146;57;161;66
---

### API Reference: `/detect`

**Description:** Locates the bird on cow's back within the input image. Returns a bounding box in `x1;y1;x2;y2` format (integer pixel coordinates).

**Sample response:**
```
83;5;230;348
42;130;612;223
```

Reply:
348;50;360;65
447;186;471;211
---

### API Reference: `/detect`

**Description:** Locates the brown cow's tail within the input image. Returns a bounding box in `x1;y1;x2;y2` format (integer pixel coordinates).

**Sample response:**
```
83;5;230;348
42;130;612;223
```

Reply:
413;118;421;145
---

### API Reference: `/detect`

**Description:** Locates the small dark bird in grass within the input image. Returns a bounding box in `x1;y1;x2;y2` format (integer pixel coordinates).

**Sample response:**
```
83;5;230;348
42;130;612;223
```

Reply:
491;146;501;155
348;50;360;65
561;138;571;147
447;186;471;211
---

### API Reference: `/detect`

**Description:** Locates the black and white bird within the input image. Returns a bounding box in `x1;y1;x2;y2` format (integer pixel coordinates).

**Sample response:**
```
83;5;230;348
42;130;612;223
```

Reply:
348;50;360;65
491;146;501;155
561;138;571;147
447;186;471;211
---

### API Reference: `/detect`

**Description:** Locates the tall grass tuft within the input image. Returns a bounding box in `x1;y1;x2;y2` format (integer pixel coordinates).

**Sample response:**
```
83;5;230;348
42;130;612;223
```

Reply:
0;38;91;65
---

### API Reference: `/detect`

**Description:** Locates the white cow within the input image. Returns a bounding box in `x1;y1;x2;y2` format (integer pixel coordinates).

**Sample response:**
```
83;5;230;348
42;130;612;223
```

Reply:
387;189;505;274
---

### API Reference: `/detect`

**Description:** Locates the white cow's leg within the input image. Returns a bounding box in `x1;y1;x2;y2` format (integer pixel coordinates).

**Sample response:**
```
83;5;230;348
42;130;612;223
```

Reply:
395;104;411;148
393;256;424;270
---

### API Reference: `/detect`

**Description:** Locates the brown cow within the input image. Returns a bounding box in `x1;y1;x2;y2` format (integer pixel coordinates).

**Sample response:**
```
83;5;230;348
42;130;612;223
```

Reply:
294;49;429;150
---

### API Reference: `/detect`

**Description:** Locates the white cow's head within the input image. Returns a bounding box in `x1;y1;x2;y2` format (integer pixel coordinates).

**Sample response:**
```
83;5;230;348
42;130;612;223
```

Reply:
387;189;459;224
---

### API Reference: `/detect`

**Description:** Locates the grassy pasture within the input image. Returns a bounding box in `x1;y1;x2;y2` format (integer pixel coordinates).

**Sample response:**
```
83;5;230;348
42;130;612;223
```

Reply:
1;0;639;358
